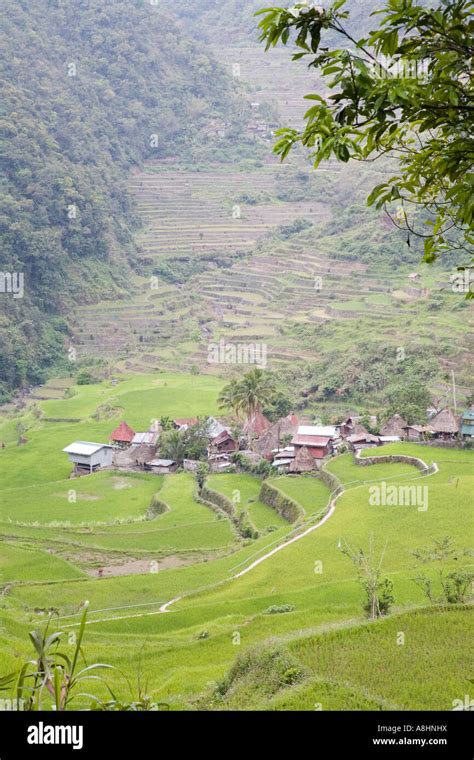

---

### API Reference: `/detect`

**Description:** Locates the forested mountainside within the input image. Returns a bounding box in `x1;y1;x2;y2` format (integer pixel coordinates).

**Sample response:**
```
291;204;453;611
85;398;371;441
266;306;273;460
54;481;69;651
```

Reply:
0;0;243;401
174;0;384;42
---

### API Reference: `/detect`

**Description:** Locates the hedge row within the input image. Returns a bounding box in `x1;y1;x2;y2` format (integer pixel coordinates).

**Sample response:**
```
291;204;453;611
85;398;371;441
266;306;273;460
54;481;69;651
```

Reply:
259;481;303;524
200;485;256;538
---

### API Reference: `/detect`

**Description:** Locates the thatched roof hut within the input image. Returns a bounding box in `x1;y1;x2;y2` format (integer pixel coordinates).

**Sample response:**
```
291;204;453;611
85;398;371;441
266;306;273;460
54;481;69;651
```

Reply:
380;414;407;437
255;413;299;455
290;446;317;473
132;444;156;467
429;408;461;435
243;411;272;438
351;423;369;436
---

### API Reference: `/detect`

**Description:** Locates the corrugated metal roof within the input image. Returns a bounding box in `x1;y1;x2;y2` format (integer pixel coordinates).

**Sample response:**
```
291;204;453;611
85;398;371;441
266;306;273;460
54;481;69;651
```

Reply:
131;432;157;446
291;435;331;446
207;417;227;438
63;442;111;456
211;430;235;446
298;425;337;437
148;459;175;466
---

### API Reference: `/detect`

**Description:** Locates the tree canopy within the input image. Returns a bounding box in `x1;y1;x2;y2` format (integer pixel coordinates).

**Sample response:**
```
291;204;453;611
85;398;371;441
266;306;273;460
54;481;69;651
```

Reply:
257;0;474;267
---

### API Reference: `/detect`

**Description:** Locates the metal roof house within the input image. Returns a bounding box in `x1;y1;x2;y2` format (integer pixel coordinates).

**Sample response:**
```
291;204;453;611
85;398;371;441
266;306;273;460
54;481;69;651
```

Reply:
63;442;114;475
291;426;334;460
145;458;177;474
131;431;159;447
298;425;338;438
461;409;474;438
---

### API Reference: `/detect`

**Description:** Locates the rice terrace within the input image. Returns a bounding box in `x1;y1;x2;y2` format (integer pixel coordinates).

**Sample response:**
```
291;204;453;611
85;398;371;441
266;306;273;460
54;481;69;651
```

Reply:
0;0;473;733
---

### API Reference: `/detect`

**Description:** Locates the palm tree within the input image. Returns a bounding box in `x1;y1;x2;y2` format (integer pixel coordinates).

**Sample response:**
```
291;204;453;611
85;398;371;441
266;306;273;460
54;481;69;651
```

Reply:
218;381;241;417
219;369;274;424
159;429;186;465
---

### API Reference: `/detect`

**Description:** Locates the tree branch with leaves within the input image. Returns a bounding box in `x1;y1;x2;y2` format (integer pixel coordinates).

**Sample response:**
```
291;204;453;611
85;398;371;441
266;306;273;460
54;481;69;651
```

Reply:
256;0;474;267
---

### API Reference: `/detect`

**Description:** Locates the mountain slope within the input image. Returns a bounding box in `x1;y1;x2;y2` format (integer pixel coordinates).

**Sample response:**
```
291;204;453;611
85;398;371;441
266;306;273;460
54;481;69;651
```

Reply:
0;0;240;399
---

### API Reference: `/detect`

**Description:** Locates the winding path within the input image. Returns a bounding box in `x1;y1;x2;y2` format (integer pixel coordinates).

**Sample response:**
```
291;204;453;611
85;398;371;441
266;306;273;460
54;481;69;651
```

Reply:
67;453;437;626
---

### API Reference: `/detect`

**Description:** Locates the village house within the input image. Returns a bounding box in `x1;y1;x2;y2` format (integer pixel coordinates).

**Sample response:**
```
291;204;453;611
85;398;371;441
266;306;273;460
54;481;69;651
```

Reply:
429;408;461;440
145;458;177;474
346;432;380;451
255;413;299;456
290;425;335;462
380;414;407;439
290;445;317;473
461;409;474;439
340;415;377;438
272;446;295;473
209;454;234;472
109;421;135;448
207;430;237;459
63;441;114;475
130;443;156;469
402;424;435;441
206;417;228;439
131;430;159;447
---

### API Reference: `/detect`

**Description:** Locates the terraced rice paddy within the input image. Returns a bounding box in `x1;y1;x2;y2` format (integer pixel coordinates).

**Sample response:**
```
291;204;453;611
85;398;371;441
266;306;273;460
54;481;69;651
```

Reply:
1;377;472;711
208;472;288;531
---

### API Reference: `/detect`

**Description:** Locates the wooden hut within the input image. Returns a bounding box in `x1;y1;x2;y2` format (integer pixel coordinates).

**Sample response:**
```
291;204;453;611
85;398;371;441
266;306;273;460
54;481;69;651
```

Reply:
380;414;407;438
132;444;156;469
255;413;299;455
429;409;461;440
109;421;135;448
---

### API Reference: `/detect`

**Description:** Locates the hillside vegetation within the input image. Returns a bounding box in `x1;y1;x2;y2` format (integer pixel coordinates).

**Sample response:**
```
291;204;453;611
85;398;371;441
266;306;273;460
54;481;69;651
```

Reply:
0;0;242;399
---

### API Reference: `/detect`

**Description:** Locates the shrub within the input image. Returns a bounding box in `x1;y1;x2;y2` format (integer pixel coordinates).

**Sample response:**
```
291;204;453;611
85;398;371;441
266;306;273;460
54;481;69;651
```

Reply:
263;604;295;615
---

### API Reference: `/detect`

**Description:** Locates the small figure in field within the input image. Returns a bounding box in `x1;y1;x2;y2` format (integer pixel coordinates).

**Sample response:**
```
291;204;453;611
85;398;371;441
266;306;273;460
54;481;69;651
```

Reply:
98;568;104;578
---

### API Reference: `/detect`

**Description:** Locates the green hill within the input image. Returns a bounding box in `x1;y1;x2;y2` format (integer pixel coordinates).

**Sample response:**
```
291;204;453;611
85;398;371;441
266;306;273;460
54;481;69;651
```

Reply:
0;0;243;400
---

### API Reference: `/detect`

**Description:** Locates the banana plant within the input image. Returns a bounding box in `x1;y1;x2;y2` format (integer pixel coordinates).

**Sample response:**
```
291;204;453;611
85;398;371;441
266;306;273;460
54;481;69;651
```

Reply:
0;602;114;711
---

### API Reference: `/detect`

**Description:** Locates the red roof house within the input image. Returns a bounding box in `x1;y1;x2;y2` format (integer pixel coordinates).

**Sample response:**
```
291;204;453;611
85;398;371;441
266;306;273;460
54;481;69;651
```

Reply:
291;432;333;459
109;421;135;447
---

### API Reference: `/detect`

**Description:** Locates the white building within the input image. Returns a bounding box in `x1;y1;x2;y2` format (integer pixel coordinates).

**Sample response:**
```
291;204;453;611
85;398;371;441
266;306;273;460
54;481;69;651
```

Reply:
63;441;114;474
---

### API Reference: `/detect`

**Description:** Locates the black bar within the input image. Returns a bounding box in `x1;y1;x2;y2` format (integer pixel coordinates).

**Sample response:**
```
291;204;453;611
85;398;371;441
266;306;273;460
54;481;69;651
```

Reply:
0;710;471;757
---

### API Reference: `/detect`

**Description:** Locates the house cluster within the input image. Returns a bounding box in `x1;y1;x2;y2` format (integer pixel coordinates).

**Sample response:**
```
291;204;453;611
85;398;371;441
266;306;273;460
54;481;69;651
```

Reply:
62;406;474;477
62;416;239;477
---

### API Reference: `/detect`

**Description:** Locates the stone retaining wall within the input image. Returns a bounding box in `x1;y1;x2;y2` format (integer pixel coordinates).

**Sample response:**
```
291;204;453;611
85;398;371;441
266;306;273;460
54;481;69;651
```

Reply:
355;449;435;474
